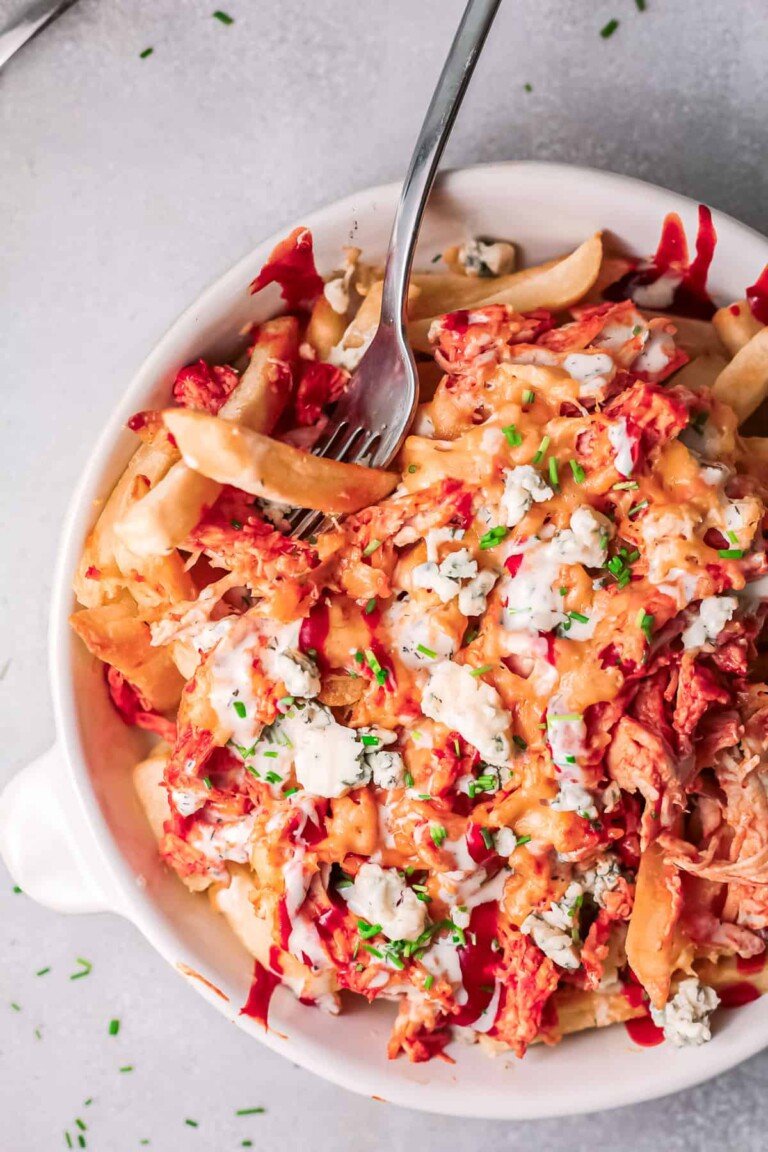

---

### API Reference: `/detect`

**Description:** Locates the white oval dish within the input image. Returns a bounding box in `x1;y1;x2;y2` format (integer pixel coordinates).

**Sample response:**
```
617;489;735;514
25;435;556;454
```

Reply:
3;162;768;1119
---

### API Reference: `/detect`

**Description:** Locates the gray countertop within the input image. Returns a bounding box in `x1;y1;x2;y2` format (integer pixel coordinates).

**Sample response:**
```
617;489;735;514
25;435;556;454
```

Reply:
2;0;767;1147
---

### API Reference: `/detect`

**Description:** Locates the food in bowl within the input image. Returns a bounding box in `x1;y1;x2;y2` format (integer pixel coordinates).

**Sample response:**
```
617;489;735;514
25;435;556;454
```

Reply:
70;212;768;1062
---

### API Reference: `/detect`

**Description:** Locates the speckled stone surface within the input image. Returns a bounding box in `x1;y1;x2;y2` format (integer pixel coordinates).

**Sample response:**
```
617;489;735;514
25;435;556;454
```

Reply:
2;0;768;1147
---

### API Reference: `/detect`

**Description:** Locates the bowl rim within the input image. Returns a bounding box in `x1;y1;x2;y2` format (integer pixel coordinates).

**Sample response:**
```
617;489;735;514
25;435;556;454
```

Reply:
48;160;768;1119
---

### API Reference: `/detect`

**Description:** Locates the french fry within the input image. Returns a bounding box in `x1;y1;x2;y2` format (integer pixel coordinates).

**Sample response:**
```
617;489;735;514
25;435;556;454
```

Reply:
115;318;299;556
408;235;603;353
408;258;563;318
712;327;768;424
70;594;184;711
163;408;399;515
74;437;179;607
670;352;729;393
713;299;763;357
305;295;348;360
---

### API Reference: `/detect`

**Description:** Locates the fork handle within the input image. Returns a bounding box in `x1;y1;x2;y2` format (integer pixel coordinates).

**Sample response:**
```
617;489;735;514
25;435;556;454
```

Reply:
379;0;502;329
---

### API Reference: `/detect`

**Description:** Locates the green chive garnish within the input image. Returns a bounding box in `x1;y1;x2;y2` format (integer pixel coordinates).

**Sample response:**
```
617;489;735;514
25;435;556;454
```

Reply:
430;824;447;848
532;434;550;464
232;700;246;719
718;548;744;559
363;539;382;556
600;18;619;38
628;500;648;518
569;459;586;484
202;776;212;789
470;664;494;676
212;10;234;23
479;526;507;549
36;967;50;977
568;611;589;624
522;388;535;404
416;644;437;659
480;828;495;850
423;974;435;990
360;734;380;746
516;834;532;847
139;47;154;59
108;1019;120;1036
407;464;418;473
502;424;523;447
612;480;639;491
513;734;528;750
637;610;655;641
235;1108;266;1116
70;958;92;981
363;598;377;615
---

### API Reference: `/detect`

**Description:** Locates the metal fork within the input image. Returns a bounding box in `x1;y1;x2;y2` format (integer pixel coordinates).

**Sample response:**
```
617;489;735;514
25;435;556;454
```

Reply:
0;0;79;71
291;0;501;539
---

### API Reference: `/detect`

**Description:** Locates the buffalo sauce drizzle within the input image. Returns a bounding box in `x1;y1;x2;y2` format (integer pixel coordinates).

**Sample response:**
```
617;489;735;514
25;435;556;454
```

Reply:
746;264;768;325
240;947;283;1028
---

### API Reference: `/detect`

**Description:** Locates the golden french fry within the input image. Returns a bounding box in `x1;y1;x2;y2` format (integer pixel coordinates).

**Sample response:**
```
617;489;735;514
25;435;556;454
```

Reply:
115;318;299;557
305;295;348;360
408;258;563;318
408;235;603;353
712;327;768;424
70;594;184;711
163;408;399;515
670;352;729;393
133;746;172;840
713;299;763;357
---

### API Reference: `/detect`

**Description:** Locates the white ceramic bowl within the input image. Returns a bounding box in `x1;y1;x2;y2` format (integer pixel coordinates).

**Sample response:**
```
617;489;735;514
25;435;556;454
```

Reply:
4;162;768;1119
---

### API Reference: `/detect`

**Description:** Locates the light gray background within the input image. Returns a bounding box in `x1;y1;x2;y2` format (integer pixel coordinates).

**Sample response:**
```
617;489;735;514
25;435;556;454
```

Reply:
2;0;767;1148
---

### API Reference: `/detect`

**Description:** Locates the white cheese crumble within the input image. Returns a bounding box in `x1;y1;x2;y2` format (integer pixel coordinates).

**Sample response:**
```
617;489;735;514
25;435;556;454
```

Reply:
260;620;321;699
457;237;516;277
283;703;367;797
681;595;738;650
578;856;622;907
649;978;720;1047
632;327;676;376
383;599;457;668
425;527;465;562
607;417;635;477
550;779;598;821
520;882;584;970
499;465;554;528
341;862;427;941
458;569;499;617
367;749;406;789
421;661;512;767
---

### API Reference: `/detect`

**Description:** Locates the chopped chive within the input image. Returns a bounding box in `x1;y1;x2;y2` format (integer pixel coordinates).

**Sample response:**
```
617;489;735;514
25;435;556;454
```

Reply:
548;456;559;488
358;920;382;939
12;885;22;894
65;1135;73;1149
462;625;479;646
212;10;234;23
612;480;639;491
548;712;583;724
718;548;744;559
727;530;739;544
637;610;655;641
416;644;437;659
265;771;283;785
262;750;278;759
532;434;550;464
232;700;246;719
185;1119;199;1127
235;1108;266;1116
635;0;646;9
360;734;380;747
363;598;377;615
363;539;382;556
568;611;589;624
404;770;414;787
502;423;523;447
230;519;243;530
36;967;50;977
470;664;494;677
600;18;619;38
353;650;364;664
569;459;586;484
364;648;389;685
139;47;154;58
479;526;508;549
516;834;532;847
628;500;648;518
513;734;528;750
363;944;383;959
480;828;495;850
522;388;535;404
407;464;418;473
430;824;447;848
75;1120;87;1132
119;1065;133;1073
202;776;212;789
108;1019;120;1036
10;1002;21;1011
70;958;92;981
423;974;435;990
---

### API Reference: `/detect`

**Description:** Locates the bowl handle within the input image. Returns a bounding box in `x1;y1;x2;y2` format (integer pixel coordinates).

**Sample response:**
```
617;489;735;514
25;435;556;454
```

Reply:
0;745;123;915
